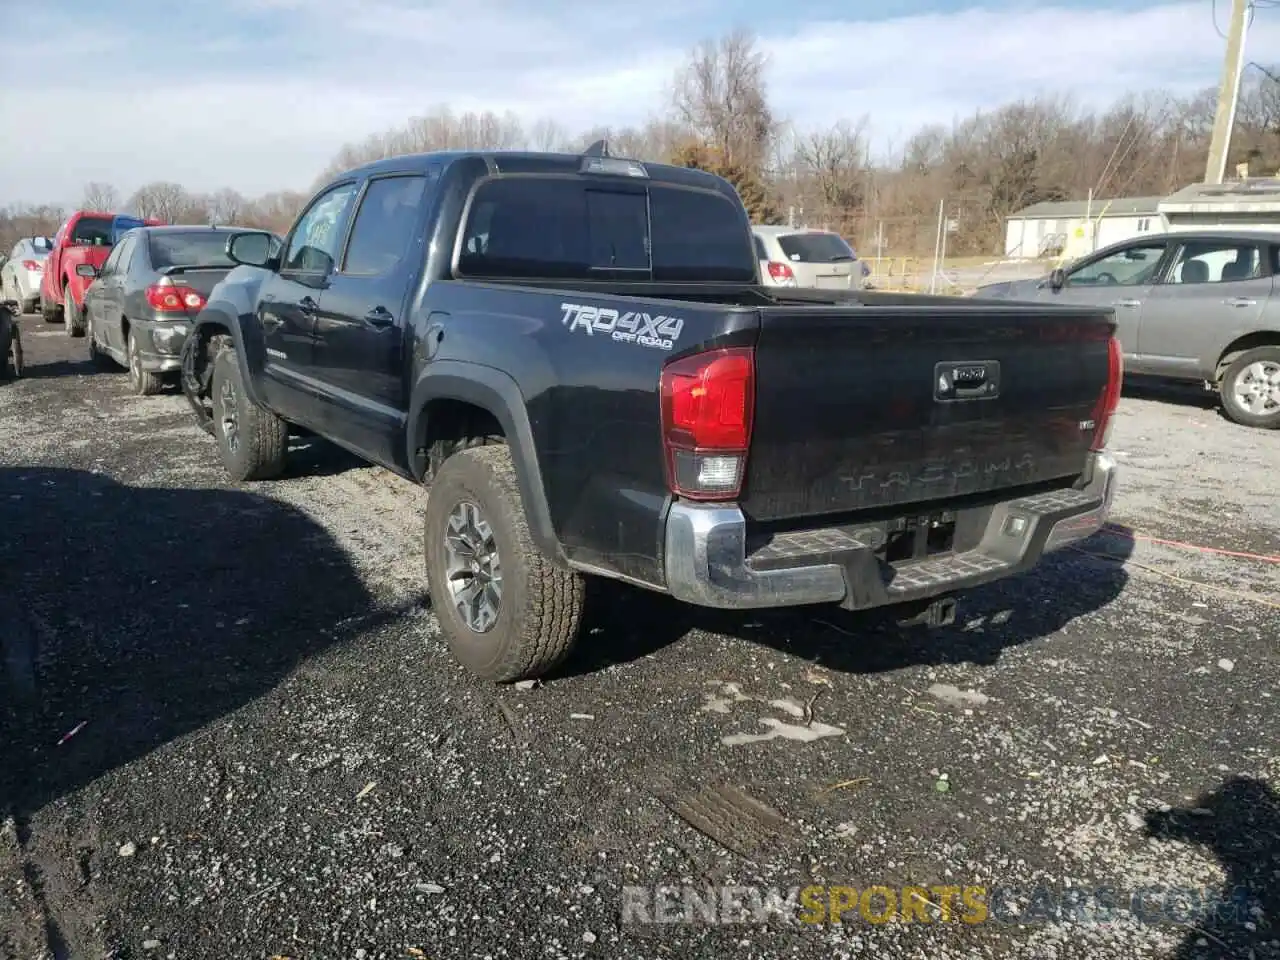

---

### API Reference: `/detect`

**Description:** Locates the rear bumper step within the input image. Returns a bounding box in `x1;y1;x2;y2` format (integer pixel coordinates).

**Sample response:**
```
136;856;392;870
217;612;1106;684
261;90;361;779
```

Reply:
662;451;1117;610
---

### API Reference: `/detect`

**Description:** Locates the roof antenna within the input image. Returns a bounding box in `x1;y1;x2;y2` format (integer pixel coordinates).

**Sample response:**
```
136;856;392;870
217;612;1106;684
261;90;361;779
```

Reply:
583;138;610;158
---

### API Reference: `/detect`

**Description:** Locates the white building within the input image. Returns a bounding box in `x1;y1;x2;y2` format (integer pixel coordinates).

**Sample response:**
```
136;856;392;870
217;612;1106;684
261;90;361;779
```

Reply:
1158;179;1280;234
1002;196;1165;259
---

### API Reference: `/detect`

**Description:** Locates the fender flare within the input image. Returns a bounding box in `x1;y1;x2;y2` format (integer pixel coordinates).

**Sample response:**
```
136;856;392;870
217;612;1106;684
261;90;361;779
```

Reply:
185;302;269;409
408;360;564;565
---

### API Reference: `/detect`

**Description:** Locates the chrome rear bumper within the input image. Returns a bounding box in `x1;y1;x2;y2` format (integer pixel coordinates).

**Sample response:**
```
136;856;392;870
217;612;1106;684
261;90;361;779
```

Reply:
662;451;1117;610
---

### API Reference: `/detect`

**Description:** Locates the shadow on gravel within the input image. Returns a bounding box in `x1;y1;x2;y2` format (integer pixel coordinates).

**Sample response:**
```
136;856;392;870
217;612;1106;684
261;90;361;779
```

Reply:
559;529;1132;678
0;466;396;821
9;357;97;381
284;434;368;479
1145;776;1279;958
1123;376;1219;412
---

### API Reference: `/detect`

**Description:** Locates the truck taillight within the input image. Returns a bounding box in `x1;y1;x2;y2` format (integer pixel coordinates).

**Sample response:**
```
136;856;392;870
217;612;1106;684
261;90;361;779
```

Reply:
145;279;206;313
1091;334;1123;452
660;347;755;501
766;261;796;286
21;259;42;272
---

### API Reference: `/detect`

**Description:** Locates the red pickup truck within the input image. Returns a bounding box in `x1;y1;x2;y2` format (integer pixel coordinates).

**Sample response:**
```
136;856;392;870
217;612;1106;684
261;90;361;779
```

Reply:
40;211;162;335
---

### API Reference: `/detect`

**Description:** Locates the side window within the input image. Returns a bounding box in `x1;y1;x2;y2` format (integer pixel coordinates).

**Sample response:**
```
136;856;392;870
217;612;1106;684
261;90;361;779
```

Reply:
116;235;138;274
1165;241;1263;284
283;182;359;275
341;176;428;276
753;235;768;260
100;242;123;276
1068;242;1167;287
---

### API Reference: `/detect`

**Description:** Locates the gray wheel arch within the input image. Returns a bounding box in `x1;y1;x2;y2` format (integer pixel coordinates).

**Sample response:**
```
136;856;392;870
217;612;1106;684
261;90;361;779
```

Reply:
185;301;270;409
408;360;565;566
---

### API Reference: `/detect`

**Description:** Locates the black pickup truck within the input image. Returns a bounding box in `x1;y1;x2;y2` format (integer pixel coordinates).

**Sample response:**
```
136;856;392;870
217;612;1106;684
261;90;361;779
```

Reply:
179;144;1122;682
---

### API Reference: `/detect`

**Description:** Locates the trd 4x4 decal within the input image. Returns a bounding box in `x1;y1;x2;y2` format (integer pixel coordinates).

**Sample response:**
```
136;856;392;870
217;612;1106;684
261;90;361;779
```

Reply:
559;302;684;352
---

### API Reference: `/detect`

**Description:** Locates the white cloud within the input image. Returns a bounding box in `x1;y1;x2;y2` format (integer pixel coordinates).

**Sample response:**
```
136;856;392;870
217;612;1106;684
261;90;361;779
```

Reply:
2;0;1276;206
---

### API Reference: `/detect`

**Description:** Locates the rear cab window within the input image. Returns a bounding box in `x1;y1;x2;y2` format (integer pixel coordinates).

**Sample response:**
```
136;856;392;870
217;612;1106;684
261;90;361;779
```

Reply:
456;175;756;283
776;231;856;263
149;232;237;270
71;216;114;246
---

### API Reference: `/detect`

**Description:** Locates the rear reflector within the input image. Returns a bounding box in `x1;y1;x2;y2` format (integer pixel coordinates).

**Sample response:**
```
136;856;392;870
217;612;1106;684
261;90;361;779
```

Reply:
1091;334;1123;451
660;347;755;501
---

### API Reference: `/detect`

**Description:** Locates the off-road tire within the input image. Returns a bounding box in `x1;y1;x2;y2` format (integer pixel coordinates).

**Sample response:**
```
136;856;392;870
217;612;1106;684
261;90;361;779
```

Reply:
210;344;288;480
1219;346;1280;430
126;329;164;395
425;444;585;682
64;289;85;337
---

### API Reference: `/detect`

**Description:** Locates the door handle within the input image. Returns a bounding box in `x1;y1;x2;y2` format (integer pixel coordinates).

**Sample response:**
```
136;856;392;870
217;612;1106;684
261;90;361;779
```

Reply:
1113;298;1142;307
1224;297;1256;307
363;306;395;328
298;295;318;315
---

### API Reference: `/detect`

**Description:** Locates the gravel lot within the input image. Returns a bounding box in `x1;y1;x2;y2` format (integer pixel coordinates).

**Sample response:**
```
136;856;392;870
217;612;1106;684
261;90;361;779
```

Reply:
2;324;1277;960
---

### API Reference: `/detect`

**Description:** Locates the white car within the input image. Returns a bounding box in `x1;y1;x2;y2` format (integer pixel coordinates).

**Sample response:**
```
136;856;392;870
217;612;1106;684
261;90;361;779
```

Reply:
1;237;53;314
753;225;871;290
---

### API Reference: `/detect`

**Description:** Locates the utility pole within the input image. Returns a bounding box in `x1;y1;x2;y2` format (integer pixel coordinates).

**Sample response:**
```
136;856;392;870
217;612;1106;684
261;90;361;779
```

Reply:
1204;0;1252;184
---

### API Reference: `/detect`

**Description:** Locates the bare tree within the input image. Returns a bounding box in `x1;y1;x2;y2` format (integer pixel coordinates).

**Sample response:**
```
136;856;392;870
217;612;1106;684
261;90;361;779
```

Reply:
795;118;871;227
671;28;777;173
81;182;120;212
127;182;190;223
527;117;570;152
207;188;248;225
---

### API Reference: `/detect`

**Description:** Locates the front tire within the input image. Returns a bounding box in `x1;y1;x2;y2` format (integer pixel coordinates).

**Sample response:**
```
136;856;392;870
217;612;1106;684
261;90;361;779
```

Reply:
1220;346;1280;429
209;344;288;480
64;290;85;337
424;444;585;682
40;295;59;324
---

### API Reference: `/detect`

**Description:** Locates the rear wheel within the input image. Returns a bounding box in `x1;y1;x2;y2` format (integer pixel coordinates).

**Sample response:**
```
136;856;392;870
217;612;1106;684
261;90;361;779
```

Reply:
424;444;585;682
126;329;164;395
209;345;288;480
40;295;58;324
64;290;85;337
1220;346;1280;429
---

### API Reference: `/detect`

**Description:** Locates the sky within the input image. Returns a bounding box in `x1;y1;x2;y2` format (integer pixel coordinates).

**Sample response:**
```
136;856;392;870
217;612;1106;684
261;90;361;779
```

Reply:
4;0;1279;207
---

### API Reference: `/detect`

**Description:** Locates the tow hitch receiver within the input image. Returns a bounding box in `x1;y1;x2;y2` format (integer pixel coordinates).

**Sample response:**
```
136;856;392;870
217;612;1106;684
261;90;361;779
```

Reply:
895;595;958;629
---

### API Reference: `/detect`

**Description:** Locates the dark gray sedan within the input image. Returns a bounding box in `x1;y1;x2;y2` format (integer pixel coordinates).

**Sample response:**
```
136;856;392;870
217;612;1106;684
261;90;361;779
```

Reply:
78;225;278;395
973;230;1280;430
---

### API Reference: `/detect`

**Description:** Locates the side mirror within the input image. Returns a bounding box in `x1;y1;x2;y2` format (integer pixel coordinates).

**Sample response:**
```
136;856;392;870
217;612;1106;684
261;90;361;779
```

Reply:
75;263;98;279
1048;268;1066;292
226;232;276;268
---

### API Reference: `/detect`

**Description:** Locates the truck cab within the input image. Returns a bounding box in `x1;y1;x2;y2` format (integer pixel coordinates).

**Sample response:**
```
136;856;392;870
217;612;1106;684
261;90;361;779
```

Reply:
40;211;158;334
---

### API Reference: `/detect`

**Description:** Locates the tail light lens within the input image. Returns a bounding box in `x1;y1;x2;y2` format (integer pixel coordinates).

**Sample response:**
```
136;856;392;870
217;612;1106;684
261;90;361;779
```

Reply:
145;278;206;313
1091;334;1123;451
21;259;42;272
660;347;755;501
766;261;796;286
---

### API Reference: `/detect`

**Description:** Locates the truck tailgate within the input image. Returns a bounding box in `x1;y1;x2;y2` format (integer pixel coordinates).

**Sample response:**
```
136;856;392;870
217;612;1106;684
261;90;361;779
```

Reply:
740;303;1115;522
